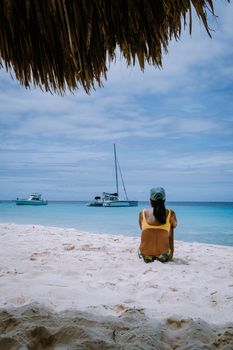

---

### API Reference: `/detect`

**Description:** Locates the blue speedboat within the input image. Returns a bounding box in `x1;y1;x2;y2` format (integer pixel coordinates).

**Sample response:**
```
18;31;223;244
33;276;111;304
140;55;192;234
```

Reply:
16;193;48;205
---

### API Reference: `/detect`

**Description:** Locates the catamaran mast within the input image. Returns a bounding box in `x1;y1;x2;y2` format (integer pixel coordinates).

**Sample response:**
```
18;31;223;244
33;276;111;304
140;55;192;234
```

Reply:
114;144;119;195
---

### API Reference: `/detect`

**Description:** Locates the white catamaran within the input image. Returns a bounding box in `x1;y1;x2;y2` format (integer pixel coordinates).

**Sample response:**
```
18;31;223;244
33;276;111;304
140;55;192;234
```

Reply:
87;145;138;207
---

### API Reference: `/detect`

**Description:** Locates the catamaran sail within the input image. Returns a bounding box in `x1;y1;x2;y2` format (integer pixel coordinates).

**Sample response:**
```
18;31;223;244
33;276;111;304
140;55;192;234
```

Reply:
87;145;138;207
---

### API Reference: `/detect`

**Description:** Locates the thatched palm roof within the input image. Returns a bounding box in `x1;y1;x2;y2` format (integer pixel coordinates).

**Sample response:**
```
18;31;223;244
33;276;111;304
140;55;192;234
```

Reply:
0;0;216;94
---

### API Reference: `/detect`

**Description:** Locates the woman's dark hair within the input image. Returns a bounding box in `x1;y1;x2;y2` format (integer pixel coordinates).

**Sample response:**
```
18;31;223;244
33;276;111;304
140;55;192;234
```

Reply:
151;199;166;224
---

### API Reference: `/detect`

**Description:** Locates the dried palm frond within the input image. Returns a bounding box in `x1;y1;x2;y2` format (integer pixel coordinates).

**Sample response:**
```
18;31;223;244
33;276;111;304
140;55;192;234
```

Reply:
0;0;218;94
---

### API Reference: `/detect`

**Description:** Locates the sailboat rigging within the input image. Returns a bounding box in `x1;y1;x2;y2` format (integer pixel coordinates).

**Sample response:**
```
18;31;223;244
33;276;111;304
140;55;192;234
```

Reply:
87;144;138;207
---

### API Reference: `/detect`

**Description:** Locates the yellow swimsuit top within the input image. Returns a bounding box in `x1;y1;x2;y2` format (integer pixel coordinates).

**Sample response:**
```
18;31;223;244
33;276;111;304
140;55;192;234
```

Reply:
141;209;171;232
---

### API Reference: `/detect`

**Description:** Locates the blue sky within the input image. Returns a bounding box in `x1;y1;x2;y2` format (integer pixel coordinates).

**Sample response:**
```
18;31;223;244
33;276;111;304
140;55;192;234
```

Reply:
0;2;233;201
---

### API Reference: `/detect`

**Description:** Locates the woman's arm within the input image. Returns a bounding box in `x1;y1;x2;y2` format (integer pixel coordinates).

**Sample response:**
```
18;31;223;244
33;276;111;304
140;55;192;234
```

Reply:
169;210;177;260
171;210;177;228
139;211;142;229
169;229;174;260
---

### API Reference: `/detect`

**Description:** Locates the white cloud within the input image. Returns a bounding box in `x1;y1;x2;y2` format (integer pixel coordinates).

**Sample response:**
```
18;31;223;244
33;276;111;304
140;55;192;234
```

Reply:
174;118;218;134
157;152;233;171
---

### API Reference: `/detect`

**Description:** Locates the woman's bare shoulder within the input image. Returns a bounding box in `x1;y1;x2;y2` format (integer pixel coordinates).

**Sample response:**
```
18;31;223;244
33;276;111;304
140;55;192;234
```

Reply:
169;209;177;227
144;208;153;216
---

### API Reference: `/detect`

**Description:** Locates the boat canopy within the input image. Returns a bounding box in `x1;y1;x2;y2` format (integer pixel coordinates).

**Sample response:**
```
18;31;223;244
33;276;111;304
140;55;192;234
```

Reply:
102;192;118;197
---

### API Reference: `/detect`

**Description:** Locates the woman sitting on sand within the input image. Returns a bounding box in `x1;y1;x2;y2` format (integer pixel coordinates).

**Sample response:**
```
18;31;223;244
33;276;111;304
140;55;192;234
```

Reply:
138;187;177;263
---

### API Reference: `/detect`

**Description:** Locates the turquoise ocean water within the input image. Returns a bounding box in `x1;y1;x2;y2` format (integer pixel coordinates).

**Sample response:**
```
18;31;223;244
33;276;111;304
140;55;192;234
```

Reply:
0;201;232;247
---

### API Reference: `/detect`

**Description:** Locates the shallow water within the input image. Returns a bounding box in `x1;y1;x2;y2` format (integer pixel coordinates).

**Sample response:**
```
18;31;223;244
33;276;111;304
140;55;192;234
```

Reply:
0;201;232;246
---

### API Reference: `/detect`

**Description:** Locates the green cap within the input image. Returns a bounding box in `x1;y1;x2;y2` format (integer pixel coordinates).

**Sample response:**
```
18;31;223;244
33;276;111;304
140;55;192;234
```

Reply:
150;187;166;201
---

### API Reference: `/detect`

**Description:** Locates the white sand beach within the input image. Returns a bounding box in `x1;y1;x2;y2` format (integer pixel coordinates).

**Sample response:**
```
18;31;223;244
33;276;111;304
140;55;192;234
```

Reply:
0;223;232;349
